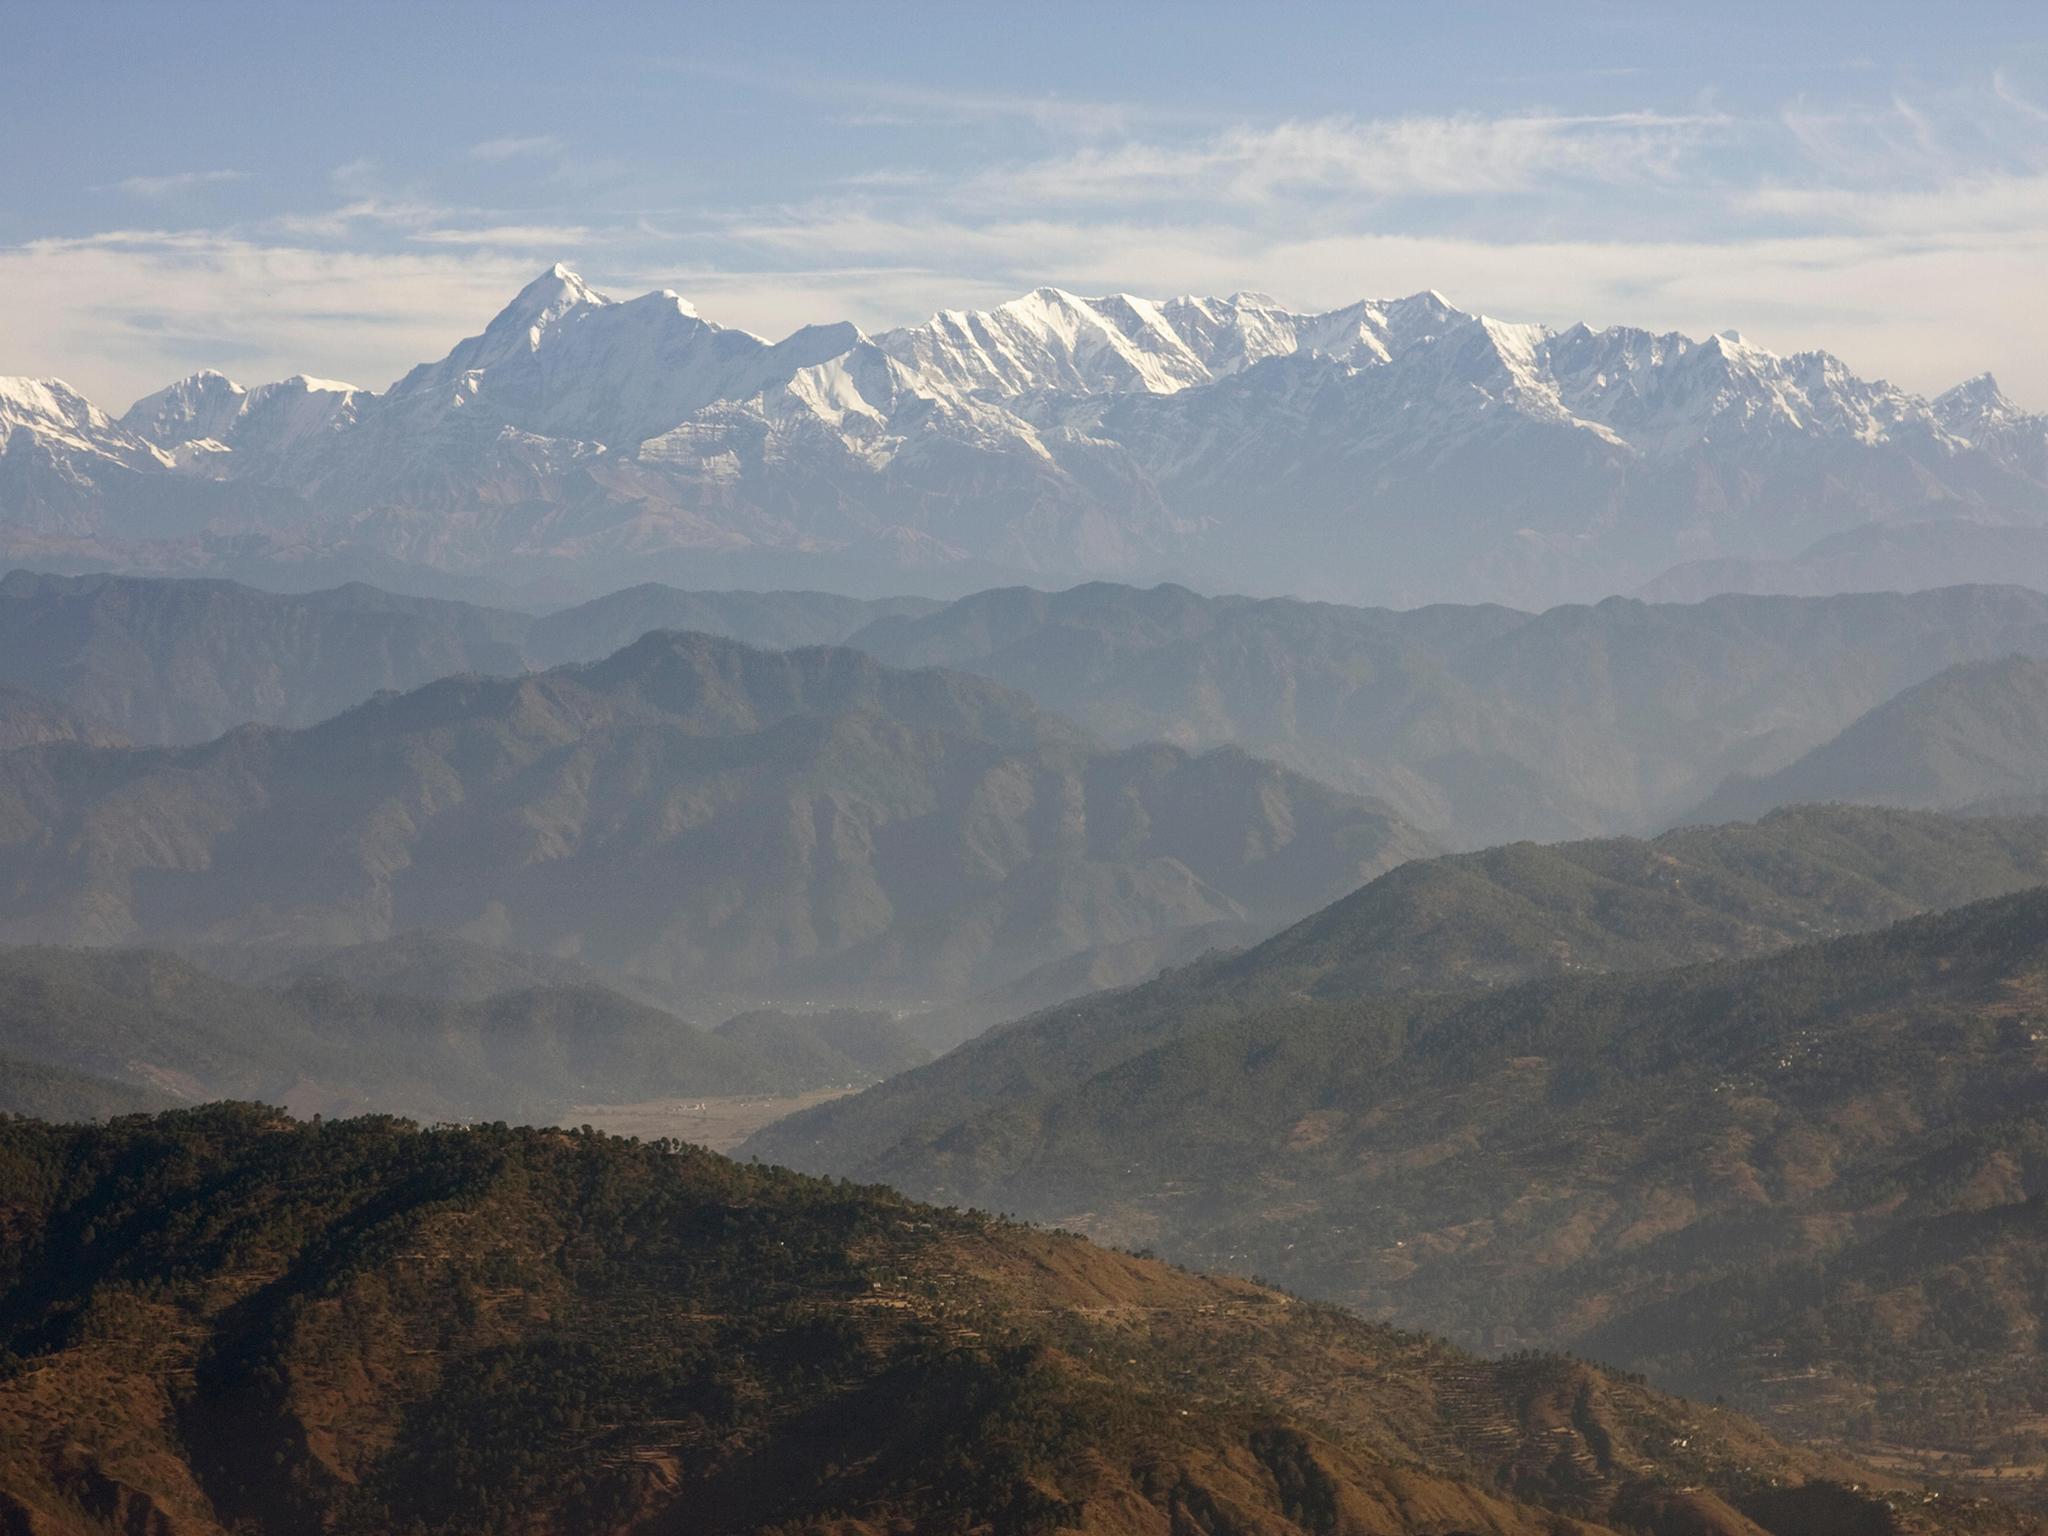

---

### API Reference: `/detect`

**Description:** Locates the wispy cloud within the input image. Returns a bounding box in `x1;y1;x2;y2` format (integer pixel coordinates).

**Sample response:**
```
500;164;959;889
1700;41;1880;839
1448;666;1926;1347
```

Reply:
965;110;1729;209
462;133;626;188
409;224;595;247
1993;67;2048;125
660;56;1164;137
104;169;250;200
328;158;382;196
470;134;567;162
1738;171;2048;234
16;74;2048;413
275;199;469;239
274;158;475;239
0;230;540;406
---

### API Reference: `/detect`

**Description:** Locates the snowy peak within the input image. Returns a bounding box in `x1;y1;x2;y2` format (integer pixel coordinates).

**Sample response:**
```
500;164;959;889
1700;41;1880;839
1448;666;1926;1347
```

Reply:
875;287;1211;398
380;265;812;449
502;263;611;323
237;375;364;452
5;377;124;439
874;286;1493;400
33;271;2048;472
1;376;167;469
1936;372;2020;430
11;266;2045;608
123;370;363;464
471;264;612;361
1163;292;1396;375
124;370;249;447
771;320;867;371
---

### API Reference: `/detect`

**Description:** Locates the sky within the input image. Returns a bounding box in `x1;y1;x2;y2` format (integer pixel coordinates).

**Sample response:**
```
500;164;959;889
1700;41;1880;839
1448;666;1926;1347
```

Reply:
4;0;2047;411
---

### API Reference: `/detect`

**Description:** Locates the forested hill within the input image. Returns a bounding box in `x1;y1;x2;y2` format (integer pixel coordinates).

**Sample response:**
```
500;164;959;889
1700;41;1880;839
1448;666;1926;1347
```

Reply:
755;883;2048;1479
749;803;2048;1174
0;1108;2030;1535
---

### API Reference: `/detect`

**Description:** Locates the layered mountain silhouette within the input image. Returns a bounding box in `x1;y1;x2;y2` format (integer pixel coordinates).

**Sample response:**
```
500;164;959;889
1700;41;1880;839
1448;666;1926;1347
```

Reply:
0;629;1427;1014
1694;654;2048;821
1640;520;2048;602
0;944;801;1121
18;569;2048;849
0;568;934;745
753;873;2048;1469
4;267;2045;606
0;1107;2020;1536
846;579;2048;845
752;803;2048;1171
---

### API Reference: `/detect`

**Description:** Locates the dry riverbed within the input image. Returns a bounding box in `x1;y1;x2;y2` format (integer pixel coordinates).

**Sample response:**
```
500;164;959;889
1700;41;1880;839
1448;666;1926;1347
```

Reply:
562;1087;857;1153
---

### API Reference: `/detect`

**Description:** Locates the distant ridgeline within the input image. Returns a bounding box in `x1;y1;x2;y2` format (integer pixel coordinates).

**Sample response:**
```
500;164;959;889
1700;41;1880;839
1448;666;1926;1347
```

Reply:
12;571;2048;852
3;266;2046;607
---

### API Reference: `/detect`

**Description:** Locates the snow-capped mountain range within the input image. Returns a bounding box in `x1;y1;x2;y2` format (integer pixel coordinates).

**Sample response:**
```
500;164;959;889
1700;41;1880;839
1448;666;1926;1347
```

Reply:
4;264;2045;606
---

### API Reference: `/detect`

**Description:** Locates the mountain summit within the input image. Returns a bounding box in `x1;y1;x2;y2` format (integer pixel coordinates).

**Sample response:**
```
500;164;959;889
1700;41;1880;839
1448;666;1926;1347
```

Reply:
4;265;2045;605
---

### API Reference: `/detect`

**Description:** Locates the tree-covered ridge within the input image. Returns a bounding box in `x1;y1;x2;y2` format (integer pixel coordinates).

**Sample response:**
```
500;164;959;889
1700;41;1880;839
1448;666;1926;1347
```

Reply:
0;1108;2029;1535
758;883;2048;1482
750;804;2048;1172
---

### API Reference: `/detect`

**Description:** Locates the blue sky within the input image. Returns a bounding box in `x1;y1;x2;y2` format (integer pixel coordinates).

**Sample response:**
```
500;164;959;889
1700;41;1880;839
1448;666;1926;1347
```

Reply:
5;0;2047;409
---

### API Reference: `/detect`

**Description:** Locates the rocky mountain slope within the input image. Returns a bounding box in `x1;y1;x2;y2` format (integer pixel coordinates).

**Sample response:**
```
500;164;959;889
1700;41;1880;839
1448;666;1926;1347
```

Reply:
1;1107;2029;1535
5;267;2044;606
0;686;122;752
0;629;1427;1014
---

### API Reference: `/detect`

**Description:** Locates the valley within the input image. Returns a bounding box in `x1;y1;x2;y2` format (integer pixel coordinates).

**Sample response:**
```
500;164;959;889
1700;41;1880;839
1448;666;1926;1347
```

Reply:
562;1088;860;1152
